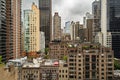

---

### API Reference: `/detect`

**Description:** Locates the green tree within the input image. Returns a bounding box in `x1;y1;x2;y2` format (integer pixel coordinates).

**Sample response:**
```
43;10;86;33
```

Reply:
114;59;120;70
0;56;2;64
44;55;49;59
63;56;67;61
45;48;49;55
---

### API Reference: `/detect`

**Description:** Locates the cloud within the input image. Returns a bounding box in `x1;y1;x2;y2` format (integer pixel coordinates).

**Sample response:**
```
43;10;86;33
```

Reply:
52;0;95;26
22;0;95;26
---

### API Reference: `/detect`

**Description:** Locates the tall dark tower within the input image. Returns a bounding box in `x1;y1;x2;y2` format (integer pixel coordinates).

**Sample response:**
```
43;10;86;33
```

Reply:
107;0;120;58
0;0;7;62
101;0;120;58
39;0;52;47
92;0;101;41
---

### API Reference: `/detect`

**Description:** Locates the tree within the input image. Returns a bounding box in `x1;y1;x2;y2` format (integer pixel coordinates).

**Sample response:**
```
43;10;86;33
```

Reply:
44;55;50;59
63;56;67;61
0;56;2;64
45;48;49;55
114;59;120;70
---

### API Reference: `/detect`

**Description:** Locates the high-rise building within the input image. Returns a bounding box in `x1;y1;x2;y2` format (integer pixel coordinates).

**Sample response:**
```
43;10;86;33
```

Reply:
6;0;21;60
0;0;6;62
92;0;101;19
40;32;45;52
39;0;52;47
68;43;114;80
83;12;94;42
64;21;71;34
92;0;101;41
101;0;120;58
24;3;40;52
70;21;80;41
53;12;61;40
70;21;75;40
86;19;94;42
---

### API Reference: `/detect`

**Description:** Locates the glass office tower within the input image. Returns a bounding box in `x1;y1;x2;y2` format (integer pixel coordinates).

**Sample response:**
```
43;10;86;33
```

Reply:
39;0;52;47
107;0;120;58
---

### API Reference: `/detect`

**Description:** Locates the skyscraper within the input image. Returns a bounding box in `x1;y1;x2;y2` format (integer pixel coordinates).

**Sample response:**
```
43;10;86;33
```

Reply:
70;21;80;41
53;12;61;40
83;12;94;42
92;0;101;41
64;21;71;34
39;0;52;47
6;0;21;60
0;0;6;62
101;0;120;58
24;3;40;52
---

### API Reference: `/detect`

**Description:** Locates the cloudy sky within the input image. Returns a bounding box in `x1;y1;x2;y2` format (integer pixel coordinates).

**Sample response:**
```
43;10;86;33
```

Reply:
22;0;95;27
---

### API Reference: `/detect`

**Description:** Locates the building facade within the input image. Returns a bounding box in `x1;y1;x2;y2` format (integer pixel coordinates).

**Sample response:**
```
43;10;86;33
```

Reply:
53;12;61;40
86;19;94;42
40;32;45;52
67;43;114;80
24;3;40;52
92;0;101;40
101;0;120;58
49;41;68;59
59;63;68;80
83;12;94;42
49;41;114;80
6;0;21;60
70;21;80;41
39;0;52;47
0;0;6;62
64;21;71;34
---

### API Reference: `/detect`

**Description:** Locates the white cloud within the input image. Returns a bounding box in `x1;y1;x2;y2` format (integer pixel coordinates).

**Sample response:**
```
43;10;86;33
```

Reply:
22;0;95;27
52;0;95;27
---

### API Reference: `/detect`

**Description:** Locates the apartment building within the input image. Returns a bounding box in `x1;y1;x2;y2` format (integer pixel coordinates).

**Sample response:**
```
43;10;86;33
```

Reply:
49;41;114;80
24;3;40;52
67;43;114;80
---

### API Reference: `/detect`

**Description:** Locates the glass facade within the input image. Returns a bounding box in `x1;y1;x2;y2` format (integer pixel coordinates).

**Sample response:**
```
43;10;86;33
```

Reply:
0;0;6;62
107;0;120;58
39;0;52;47
24;10;31;52
65;21;71;34
108;0;120;32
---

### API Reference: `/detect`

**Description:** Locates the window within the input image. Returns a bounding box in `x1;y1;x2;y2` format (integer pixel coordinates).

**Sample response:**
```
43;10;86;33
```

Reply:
108;55;112;58
66;70;67;73
101;60;104;62
101;64;104;67
92;72;96;78
101;68;104;71
108;72;112;74
108;68;112;70
62;70;64;73
79;72;81;74
85;58;89;62
92;55;96;62
79;60;81;62
79;76;81;79
59;75;61;77
108;64;112;66
108;76;113;79
101;73;104;75
66;75;67;78
102;77;104;79
92;63;96;70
